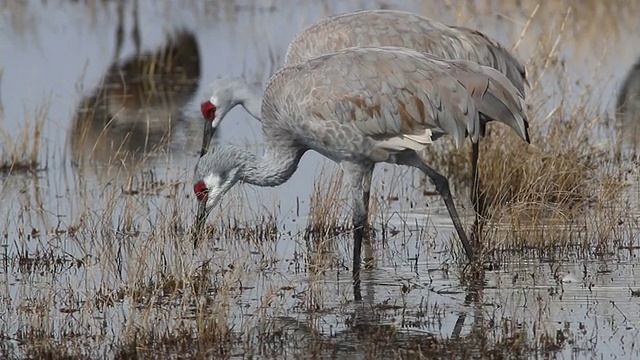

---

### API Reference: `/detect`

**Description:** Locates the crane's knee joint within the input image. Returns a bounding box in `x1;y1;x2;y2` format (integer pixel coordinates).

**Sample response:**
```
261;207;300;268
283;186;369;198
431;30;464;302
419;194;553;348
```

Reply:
352;217;366;229
432;177;451;197
352;212;367;228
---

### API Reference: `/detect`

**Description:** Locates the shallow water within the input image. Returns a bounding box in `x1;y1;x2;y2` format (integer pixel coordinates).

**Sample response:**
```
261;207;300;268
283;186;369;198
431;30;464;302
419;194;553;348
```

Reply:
1;0;640;358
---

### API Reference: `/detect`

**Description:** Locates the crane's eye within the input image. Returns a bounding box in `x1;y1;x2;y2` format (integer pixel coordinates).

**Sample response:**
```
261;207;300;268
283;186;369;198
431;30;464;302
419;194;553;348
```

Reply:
194;181;209;201
201;101;216;121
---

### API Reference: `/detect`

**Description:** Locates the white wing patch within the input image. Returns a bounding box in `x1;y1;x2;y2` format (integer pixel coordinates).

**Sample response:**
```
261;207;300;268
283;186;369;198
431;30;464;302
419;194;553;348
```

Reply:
377;128;433;153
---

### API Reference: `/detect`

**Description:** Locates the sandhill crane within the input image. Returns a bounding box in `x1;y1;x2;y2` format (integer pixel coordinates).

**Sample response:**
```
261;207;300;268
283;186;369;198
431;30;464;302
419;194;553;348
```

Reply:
193;47;530;291
197;9;529;248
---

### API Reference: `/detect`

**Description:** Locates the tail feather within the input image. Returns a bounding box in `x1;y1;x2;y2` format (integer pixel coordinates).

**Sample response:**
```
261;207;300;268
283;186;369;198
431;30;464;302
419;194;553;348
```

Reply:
453;27;529;98
480;66;530;143
444;60;530;144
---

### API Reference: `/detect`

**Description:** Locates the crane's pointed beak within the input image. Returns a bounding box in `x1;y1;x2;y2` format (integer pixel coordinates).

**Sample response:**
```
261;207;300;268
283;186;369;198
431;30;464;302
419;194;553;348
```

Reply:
200;121;215;158
192;185;229;247
193;200;209;247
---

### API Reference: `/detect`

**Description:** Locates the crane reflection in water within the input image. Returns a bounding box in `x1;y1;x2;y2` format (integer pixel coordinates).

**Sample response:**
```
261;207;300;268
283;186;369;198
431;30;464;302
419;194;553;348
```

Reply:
616;56;640;156
70;28;201;168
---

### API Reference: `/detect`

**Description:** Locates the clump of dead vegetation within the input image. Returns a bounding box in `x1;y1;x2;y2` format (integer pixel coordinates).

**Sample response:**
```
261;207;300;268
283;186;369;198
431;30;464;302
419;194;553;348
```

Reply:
477;103;616;211
303;163;390;239
301;163;395;273
0;100;47;174
428;98;631;253
416;2;638;254
304;164;349;239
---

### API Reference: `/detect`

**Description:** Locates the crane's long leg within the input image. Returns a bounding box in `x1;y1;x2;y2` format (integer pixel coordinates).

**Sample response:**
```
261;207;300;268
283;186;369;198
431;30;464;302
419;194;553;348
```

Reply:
362;166;375;268
193;202;209;247
471;141;490;250
362;167;372;217
471;142;479;216
343;162;371;301
192;121;217;247
470;142;481;245
395;152;475;262
200;119;215;157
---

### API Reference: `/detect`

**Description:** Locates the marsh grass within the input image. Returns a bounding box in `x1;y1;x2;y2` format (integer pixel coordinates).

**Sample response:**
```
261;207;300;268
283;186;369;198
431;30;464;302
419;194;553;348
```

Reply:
303;163;398;238
300;164;352;275
426;0;640;57
3;170;274;358
102;301;571;359
416;2;635;256
199;185;282;248
0;100;47;174
304;163;349;239
302;162;400;273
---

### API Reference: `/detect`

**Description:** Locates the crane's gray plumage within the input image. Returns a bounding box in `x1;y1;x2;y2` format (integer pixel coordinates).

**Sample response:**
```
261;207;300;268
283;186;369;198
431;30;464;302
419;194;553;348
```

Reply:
278;9;529;252
195;10;531;284
284;9;527;94
194;47;530;272
433;56;529;142
200;9;528;141
197;10;529;225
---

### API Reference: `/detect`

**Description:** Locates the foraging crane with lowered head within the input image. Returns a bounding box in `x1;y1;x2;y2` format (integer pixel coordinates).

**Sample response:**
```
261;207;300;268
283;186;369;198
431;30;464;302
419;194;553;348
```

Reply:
196;9;529;253
193;47;530;285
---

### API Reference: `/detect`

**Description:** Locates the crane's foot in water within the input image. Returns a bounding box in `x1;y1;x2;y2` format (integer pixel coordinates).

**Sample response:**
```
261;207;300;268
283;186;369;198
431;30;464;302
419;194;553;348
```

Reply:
461;259;487;289
363;226;376;270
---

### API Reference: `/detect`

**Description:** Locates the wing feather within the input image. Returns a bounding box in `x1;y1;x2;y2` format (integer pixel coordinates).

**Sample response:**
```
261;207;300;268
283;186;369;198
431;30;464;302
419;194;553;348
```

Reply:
284;9;528;97
277;47;480;158
441;59;530;143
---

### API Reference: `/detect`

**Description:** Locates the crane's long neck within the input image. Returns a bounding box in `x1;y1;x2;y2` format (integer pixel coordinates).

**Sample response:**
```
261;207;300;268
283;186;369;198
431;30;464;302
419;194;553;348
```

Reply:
237;141;306;187
236;82;263;121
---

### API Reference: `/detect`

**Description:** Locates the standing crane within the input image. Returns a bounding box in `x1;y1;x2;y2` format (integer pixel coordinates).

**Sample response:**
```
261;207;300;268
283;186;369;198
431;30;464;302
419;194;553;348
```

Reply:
193;47;530;293
196;9;529;252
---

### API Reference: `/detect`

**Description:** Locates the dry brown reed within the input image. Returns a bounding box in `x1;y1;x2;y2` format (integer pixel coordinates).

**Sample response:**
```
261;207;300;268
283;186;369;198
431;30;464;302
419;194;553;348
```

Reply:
301;163;349;274
418;2;633;253
0;99;47;173
304;163;348;239
427;0;640;54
